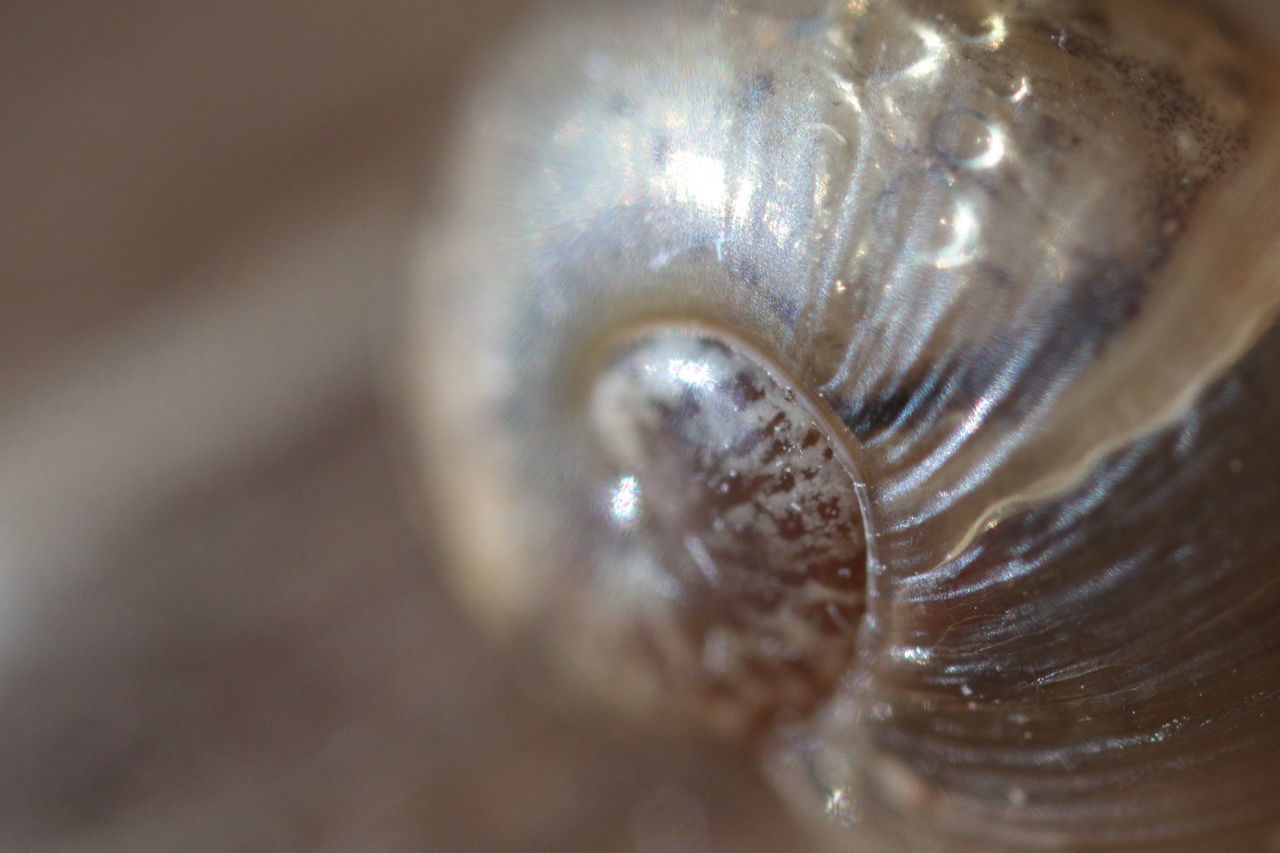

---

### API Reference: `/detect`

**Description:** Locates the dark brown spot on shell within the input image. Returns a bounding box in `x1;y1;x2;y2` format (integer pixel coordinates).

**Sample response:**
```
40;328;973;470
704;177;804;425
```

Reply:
588;330;867;737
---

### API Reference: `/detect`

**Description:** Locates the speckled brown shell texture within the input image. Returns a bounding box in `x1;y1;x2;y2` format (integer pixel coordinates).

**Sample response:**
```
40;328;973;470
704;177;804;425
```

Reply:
408;1;1280;849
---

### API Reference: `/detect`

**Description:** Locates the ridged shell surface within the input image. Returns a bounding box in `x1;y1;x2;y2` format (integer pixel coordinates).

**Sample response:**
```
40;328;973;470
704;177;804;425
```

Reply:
408;1;1280;849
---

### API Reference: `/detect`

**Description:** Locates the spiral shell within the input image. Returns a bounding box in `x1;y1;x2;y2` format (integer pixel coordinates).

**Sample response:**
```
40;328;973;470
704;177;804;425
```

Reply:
408;1;1280;849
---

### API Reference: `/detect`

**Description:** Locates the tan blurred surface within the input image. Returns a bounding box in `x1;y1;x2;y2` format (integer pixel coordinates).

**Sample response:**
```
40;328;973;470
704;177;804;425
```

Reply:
4;0;1280;850
1;0;508;394
1;393;815;852
0;1;820;850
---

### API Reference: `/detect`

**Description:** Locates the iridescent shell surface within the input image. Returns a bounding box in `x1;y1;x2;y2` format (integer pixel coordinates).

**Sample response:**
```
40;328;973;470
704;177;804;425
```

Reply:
408;1;1280;849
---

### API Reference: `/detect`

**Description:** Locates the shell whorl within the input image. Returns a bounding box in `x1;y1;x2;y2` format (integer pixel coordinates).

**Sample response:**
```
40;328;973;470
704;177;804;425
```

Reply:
583;327;868;737
411;1;1280;849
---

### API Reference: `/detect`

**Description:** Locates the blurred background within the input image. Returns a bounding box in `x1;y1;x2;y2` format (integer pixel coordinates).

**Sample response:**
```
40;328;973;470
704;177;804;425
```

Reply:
0;1;819;850
1;1;1278;850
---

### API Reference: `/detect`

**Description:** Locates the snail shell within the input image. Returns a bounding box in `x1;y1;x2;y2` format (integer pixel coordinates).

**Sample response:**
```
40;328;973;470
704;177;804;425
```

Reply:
407;0;1280;849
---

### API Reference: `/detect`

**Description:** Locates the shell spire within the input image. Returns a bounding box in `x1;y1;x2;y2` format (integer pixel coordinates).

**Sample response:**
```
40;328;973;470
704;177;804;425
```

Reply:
409;1;1280;849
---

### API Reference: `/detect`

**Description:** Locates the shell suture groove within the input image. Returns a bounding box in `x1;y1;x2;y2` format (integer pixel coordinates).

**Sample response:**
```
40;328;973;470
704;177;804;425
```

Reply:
411;1;1280;849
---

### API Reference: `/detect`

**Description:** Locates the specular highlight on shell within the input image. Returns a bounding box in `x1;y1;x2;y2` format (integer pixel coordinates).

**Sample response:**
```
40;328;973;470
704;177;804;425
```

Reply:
408;1;1280;849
